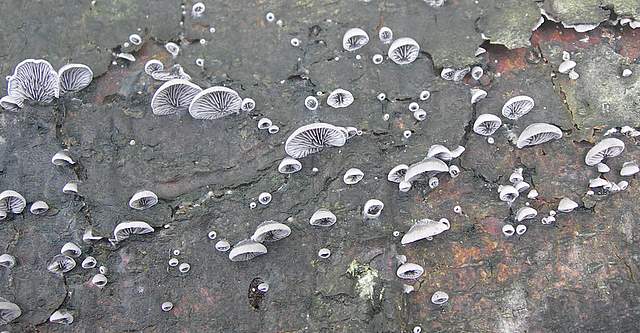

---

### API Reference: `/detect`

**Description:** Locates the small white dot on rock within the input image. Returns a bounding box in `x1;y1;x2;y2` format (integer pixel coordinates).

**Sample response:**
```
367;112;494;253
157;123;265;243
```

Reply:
129;140;136;145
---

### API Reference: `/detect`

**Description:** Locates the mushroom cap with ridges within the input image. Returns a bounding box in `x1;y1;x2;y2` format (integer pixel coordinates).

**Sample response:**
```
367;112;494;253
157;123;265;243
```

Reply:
584;138;625;166
401;218;450;245
228;239;268;262
396;263;424;279
251;220;291;243
309;209;337;227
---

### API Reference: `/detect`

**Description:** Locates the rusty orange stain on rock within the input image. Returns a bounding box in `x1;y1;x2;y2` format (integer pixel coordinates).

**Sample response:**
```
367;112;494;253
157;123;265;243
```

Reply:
485;46;528;75
452;243;482;267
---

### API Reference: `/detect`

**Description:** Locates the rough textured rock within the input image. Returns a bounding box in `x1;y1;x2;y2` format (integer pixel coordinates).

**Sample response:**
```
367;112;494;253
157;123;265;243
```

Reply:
1;1;640;332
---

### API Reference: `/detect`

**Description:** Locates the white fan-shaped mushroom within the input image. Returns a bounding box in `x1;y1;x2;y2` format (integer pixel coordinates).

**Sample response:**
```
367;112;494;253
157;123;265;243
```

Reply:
251;220;291;243
431;291;449;305
388;164;409;183
258;192;272;205
326;88;354;108
514;181;530;193
471;66;483;80
257;118;272;130
441;68;455;80
453;67;470;82
91;274;108;288
585;138;625;166
620;161;639;176
81;256;97;269
113;221;154;242
165;42;180;57
501;95;534;120
188;86;242;120
0;298;21;325
0;254;16;269
144;59;164;75
498;185;519;203
47;254;76;274
362;199;384;219
0;95;24;112
215;239;231;252
515;207;537;222
502;224;515;236
82;228;103;243
558;197;578;213
343;168;364;185
309;209;337;227
401;218;450;245
30;201;49;215
51;150;75;166
0;190;26;215
278;157;302;174
342;28;369;51
426;145;465;161
241;98;255;112
388;37;420;65
470;88;487;104
7;59;59;104
378;26;393;44
228;239;268;262
473;114;502;136
589;177;609;188
151;64;191;81
516;224;527;235
129;190;159;210
596;163;610;173
60;242;81;258
516;123;562;148
49;309;73;324
58;64;93;94
527;189;539;199
151;79;202;115
404;158;449;183
558;60;576;74
509;169;524;184
304;96;319;110
62;182;78;194
399;181;412;192
396;263;424;279
284;123;347;158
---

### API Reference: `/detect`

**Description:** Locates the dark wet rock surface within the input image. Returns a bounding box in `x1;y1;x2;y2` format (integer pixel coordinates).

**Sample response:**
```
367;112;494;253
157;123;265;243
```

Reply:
1;1;640;332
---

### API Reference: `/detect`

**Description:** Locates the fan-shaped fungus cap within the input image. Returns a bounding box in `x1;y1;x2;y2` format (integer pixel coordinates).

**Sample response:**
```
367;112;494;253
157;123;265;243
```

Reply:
527;189;539;199
113;221;154;242
426;145;465;161
284;123;347;158
470;88;488;104
29;200;49;215
388;37;420;65
589;177;609;188
188;86;242;120
498;185;519;203
129;190;159;210
473;114;502;136
81;256;97;269
0;190;26;215
596;163;610;173
304;96;319;110
431;291;449;305
396;263;424;279
251;220;291;243
0;95;24;112
228;239;268;262
585;138;625;166
318;248;331;258
401;218;450;245
516;224;527;235
47;254;76;274
516;123;562;148
49;309;73;324
558;197;578;213
0;254;15;269
515;207;537;222
399;181;412;192
62;182;78;194
326;88;354;108
278;157;302;174
404;158;449;182
362;199;384;219
58;63;93;94
91;274;108;288
151;79;202;116
0;297;21;325
514;181;530;193
342;28;369;51
51;150;75;166
144;60;164;75
215;239;231;252
151;64;191;81
378;26;393;44
258;118;272;130
258;192;272;205
60;242;82;258
471;66;484;80
309;209;337;227
7;59;60;104
388;164;409;183
620;161;639;176
509;168;524;183
502;224;515;236
343;168;364;185
502;95;534;120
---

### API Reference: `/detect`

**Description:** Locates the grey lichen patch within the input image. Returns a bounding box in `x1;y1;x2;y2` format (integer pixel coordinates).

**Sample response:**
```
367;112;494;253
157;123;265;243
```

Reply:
477;0;540;49
558;44;640;137
346;260;380;301
544;0;609;25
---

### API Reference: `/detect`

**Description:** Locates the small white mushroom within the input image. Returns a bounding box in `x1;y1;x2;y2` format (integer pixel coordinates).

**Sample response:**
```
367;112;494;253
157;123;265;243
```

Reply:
502;224;515;237
251;220;291;243
470;88;487;104
388;37;420;65
178;263;191;273
257;283;269;293
60;242;81;258
516;123;562;149
431;291;449;305
388;164;409;183
128;190;158;210
258;192;272;205
343;168;364;185
29;201;49;215
362;199;384;219
622;69;633;77
527;189;539;199
471;66;483;80
558;198;578;213
0;254;16;269
401;218;450;245
81;256;97;269
396;263;424;279
620;161;639;176
498;185;519;203
168;258;179;267
304;96;319;110
596;163;610;173
49;309;74;325
516;224;527;235
413;109;427;121
0;298;21;325
309;209;337;227
403;284;415;294
82;228;103;243
558;60;576;74
51;150;75;166
47;254;76;274
589;177;609;188
0;190;26;215
514;181;530;193
342;28;369;51
228;239;268;262
515;207;537;222
509;168;524;183
267;125;279;134
585;138;625;166
161;302;174;312
91;274;108;288
215;240;230;252
257;118;272;130
62;182;78;195
378;26;393;44
448;165;460;178
318;248;331;259
541;216;556;225
428;176;439;189
399;181;412;192
618;180;629;190
502;95;534;120
326;88;354;108
278;157;302;174
473;114;501;136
